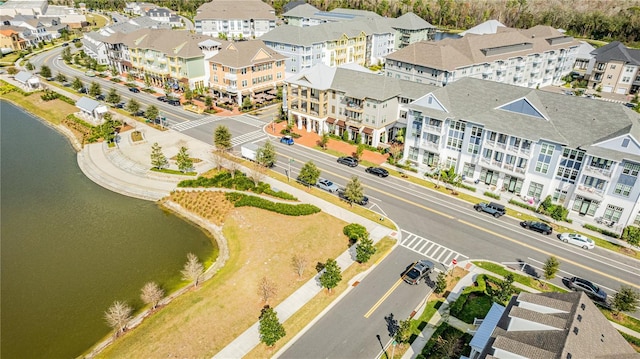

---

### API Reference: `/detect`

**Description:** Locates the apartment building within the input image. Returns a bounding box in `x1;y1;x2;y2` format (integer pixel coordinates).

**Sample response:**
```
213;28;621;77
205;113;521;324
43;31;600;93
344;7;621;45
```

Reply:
282;4;382;27
194;0;276;39
285;63;434;147
586;41;640;95
468;292;638;359
0;28;28;52
208;40;286;106
385;25;580;89
402;77;640;229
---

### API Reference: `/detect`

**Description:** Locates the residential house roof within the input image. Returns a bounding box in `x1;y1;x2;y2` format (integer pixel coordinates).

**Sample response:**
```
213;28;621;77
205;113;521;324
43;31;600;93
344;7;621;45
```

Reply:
195;0;276;21
282;0;306;14
406;77;640;162
391;12;434;30
476;292;640;359
469;303;505;353
208;40;287;68
145;7;172;17
14;70;36;83
0;28;19;36
386;25;581;71
262;19;394;46
282;3;320;18
76;96;103;113
128;16;171;29
575;41;596;61
590;41;640;66
460;19;506;36
102;28;222;59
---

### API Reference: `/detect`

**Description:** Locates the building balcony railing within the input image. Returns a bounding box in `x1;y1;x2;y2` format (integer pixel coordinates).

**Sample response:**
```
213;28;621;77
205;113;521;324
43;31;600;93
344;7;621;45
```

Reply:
157;58;166;64
514;73;523;80
515;167;526;174
576;185;605;198
227;85;237;92
583;165;612;178
532;58;542;65
531;68;540;75
224;73;237;80
424;124;442;133
484;140;507;150
145;53;154;60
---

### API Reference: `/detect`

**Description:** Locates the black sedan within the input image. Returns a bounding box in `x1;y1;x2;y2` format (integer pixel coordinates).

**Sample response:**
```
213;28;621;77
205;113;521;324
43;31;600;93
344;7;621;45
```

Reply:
567;277;607;302
365;166;389;177
520;221;553;235
337;156;359;167
128;87;140;93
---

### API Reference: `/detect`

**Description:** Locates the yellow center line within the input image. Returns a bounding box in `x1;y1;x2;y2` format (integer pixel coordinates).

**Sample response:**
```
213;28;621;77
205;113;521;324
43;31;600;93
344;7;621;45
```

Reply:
364;277;404;318
458;219;640;290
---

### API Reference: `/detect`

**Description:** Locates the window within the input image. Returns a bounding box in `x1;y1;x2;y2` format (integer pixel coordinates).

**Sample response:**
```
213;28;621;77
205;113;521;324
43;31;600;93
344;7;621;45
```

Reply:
535;143;554;174
446;120;465;151
634;212;640;226
614;183;632;197
241;80;247;87
527;182;544;199
622;162;640;176
556;148;584;183
408;147;418;161
422;151;439;166
553;188;568;203
463;163;475;177
467;126;482;154
603;204;623;223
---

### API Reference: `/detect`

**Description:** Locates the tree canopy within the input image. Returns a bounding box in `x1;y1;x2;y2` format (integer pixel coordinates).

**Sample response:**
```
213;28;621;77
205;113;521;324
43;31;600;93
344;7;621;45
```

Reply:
258;306;286;347
213;125;232;151
298;160;320;187
319;258;342;293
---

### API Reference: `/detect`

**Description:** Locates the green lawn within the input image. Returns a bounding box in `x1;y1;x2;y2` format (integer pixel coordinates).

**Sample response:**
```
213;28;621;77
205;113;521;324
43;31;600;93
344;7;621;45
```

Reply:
456;293;493;324
600;308;640;333
473;261;568;293
409;299;443;340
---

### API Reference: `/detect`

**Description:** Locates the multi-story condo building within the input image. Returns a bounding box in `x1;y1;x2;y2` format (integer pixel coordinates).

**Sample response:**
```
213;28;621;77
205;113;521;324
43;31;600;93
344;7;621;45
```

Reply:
402;77;640;229
282;5;382;27
285;63;434;147
194;0;276;39
0;28;28;52
586;41;640;95
208;40;287;106
385;25;580;89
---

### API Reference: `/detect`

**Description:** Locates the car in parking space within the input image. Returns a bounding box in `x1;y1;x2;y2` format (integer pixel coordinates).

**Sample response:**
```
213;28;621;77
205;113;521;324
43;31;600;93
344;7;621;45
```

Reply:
317;178;340;193
157;96;168;102
473;202;506;218
365;166;389;177
128;87;140;93
95;94;105;101
403;259;434;285
280;135;294;145
558;233;595;249
337;156;358;167
567;277;607;302
337;189;369;206
133;110;145;117
520;220;553;235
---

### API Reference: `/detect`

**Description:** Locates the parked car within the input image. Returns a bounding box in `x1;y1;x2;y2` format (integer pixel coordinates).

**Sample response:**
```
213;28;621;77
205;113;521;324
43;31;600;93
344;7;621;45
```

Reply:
558;233;595;249
317;178;340;193
167;98;181;106
337;156;359;167
133;110;145;117
520;221;553;235
280;135;294;145
337;189;369;206
567;277;607;302
79;87;88;94
473;202;506;218
61;42;69;47
624;102;636;109
157;96;168;102
365;166;389;178
403;259;433;285
113;102;125;109
95;94;105;101
128;87;140;93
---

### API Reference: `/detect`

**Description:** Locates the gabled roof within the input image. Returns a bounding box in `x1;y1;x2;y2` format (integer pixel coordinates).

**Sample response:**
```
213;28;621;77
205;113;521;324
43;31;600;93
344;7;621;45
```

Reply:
195;0;276;21
391;12;434;30
113;28;225;58
262;19;393;46
76;96;101;112
282;3;319;18
282;0;307;14
460;19;505;36
208;40;286;68
14;70;35;83
590;41;640;66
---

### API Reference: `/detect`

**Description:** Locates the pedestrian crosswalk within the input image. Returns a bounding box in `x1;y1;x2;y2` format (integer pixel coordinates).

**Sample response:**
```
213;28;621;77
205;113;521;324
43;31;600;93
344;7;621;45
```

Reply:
171;116;221;132
234;114;266;128
400;230;468;267
230;130;266;147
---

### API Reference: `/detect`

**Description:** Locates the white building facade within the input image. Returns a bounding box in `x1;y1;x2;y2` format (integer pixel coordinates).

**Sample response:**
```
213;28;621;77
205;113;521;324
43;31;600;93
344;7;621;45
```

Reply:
194;0;276;39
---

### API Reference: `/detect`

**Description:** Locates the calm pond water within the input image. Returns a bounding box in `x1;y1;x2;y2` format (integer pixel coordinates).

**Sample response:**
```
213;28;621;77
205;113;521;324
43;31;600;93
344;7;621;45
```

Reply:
0;101;216;359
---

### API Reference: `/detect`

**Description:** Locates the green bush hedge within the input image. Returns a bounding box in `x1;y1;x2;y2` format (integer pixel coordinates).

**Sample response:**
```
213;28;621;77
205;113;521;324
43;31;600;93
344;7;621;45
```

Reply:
583;224;620;239
449;275;488;317
459;183;476;192
484;191;501;200
178;171;297;200
508;199;537;212
225;193;320;216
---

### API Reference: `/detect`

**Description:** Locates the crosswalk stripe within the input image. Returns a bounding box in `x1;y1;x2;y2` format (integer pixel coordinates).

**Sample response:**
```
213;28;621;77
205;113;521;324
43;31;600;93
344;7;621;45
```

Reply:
234;115;266;128
399;229;469;263
230;130;266;147
171;116;221;132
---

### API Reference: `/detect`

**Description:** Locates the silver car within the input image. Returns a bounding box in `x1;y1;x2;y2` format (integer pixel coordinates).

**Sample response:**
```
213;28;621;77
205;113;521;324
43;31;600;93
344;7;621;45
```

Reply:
317;178;339;193
558;233;595;250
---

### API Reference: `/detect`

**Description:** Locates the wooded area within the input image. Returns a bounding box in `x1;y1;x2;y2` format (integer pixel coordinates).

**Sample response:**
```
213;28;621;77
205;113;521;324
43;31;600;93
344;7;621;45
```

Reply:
63;0;640;46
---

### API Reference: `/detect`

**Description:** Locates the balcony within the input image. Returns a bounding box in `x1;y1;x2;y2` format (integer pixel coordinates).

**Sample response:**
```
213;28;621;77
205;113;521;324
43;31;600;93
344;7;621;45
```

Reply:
575;185;605;198
157;58;166;64
532;58;542;65
224;73;237;80
531;68;540;75
483;67;493;75
422;141;439;149
145;53;154;60
424;124;442;133
583;165;612;178
226;85;237;92
514;73;523;80
484;140;507;150
346;102;363;112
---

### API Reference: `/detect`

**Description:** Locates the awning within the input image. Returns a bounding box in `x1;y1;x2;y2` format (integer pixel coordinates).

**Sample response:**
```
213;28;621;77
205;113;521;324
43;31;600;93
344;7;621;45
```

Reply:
326;117;336;124
349;126;360;131
120;60;133;67
362;127;373;135
336;120;345;127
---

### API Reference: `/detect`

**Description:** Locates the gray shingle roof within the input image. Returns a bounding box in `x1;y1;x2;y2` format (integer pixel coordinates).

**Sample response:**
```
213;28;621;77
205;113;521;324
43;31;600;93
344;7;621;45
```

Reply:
195;0;276;21
591;41;640;66
115;28;224;58
282;3;319;18
406;77;640;162
391;12;434;30
76;96;101;112
262;19;394;46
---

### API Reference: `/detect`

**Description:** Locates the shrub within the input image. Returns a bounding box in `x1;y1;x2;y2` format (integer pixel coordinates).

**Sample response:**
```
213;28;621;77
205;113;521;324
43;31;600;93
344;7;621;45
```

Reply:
40;90;60;101
484;191;500;200
583;224;620;239
178;171;297;200
621;226;640;247
225;193;320;216
343;223;369;245
459;183;476;192
508;199;537;212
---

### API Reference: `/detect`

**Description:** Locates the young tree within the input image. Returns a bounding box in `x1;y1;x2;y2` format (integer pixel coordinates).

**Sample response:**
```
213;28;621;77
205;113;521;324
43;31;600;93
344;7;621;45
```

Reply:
126;72;135;82
542;256;560;281
249;161;267;186
291;255;307;279
164;82;172;96
242;96;253;111
257;277;277;304
72;76;83;91
104;300;132;338
258;306;286;347
343;176;364;206
205;95;213;109
621;226;640;247
100;114;118;143
493;273;515;303
110;65;118;77
355;236;376;263
355;143;365;160
612;286;639;316
176;146;193;173
394;318;412;346
256;140;277;168
106;88;121;106
440;166;462;194
184;87;193;102
89;81;101;98
319;258;342;293
213;125;232;152
61;47;72;62
140;282;164;310
126;98;140;114
39;65;51;78
145;105;159;122
181;252;204;288
150;142;168;169
55;72;67;83
25;62;34;71
434;271;447;295
389;143;403;163
298;160;320;187
319;132;330;150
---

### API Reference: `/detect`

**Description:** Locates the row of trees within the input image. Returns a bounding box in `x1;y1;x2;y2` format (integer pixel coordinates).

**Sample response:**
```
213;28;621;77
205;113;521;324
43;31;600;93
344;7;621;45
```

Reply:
150;143;194;173
104;252;204;337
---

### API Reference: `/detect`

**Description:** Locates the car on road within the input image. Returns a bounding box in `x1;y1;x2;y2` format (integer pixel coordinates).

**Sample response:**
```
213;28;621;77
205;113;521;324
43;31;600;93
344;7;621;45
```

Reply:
337;156;358;167
95;94;105;101
558;233;595;249
113;102;125;109
403;259;434;285
128;87;140;93
567;277;607;302
167;98;181;106
473;202;506;218
62;43;69;47
337;189;369;206
317;178;340;193
157;96;168;102
365;167;388;177
280;135;294;145
520;221;553;235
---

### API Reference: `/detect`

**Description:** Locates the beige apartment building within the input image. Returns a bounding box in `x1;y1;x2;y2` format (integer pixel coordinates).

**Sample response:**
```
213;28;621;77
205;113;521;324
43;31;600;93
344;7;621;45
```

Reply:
586;41;640;95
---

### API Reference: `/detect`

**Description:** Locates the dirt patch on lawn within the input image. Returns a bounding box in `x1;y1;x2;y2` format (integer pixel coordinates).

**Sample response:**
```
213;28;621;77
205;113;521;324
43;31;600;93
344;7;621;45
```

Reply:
96;206;349;358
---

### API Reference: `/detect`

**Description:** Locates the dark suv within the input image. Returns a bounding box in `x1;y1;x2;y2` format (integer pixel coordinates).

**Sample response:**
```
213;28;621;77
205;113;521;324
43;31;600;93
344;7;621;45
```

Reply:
567;277;607;302
403;260;433;285
473;202;506;218
520;221;553;235
337;156;358;167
